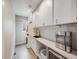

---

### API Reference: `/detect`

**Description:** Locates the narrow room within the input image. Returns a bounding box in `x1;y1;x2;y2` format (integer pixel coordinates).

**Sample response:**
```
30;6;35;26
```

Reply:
2;0;77;59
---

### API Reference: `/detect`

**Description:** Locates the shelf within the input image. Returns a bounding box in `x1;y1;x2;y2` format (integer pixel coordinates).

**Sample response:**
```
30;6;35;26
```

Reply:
35;38;77;59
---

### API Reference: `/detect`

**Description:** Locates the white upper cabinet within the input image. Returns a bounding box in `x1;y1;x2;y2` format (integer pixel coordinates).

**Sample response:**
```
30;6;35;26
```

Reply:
37;0;54;27
32;13;36;28
35;12;40;27
32;11;40;27
54;0;77;25
32;0;77;28
71;0;77;23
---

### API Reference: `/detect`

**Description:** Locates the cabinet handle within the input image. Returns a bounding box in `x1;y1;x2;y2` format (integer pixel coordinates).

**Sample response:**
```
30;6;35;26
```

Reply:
56;19;58;23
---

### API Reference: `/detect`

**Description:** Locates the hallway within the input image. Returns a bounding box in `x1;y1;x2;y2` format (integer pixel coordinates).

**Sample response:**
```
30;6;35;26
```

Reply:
14;44;38;59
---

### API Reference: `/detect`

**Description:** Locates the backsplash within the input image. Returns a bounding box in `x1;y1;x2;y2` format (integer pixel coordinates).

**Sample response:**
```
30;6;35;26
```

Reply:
38;23;77;42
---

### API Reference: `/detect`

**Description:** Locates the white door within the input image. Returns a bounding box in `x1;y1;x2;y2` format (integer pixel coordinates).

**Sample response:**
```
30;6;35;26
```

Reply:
16;22;26;45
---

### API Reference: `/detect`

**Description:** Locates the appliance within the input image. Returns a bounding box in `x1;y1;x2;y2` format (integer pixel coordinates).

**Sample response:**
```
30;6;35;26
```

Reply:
56;31;72;53
71;32;77;55
48;49;66;59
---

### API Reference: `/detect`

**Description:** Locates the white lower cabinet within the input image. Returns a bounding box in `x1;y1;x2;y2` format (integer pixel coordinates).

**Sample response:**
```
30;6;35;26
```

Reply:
31;37;38;55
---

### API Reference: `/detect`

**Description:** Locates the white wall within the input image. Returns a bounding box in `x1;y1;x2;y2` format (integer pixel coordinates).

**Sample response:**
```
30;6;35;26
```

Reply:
2;0;15;59
39;23;77;41
15;15;28;45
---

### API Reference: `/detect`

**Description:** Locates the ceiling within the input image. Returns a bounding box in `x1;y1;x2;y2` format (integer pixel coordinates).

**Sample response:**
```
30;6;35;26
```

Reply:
12;0;43;17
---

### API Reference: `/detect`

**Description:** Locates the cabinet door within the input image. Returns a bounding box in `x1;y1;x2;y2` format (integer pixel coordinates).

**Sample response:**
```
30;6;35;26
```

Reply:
71;0;77;22
43;0;54;26
33;38;37;54
54;0;77;25
31;38;37;54
38;0;54;26
32;12;40;27
35;12;40;27
32;13;36;28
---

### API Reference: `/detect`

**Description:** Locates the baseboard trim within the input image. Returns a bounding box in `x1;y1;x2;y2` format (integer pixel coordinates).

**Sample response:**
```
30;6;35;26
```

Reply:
16;41;26;46
16;43;26;47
